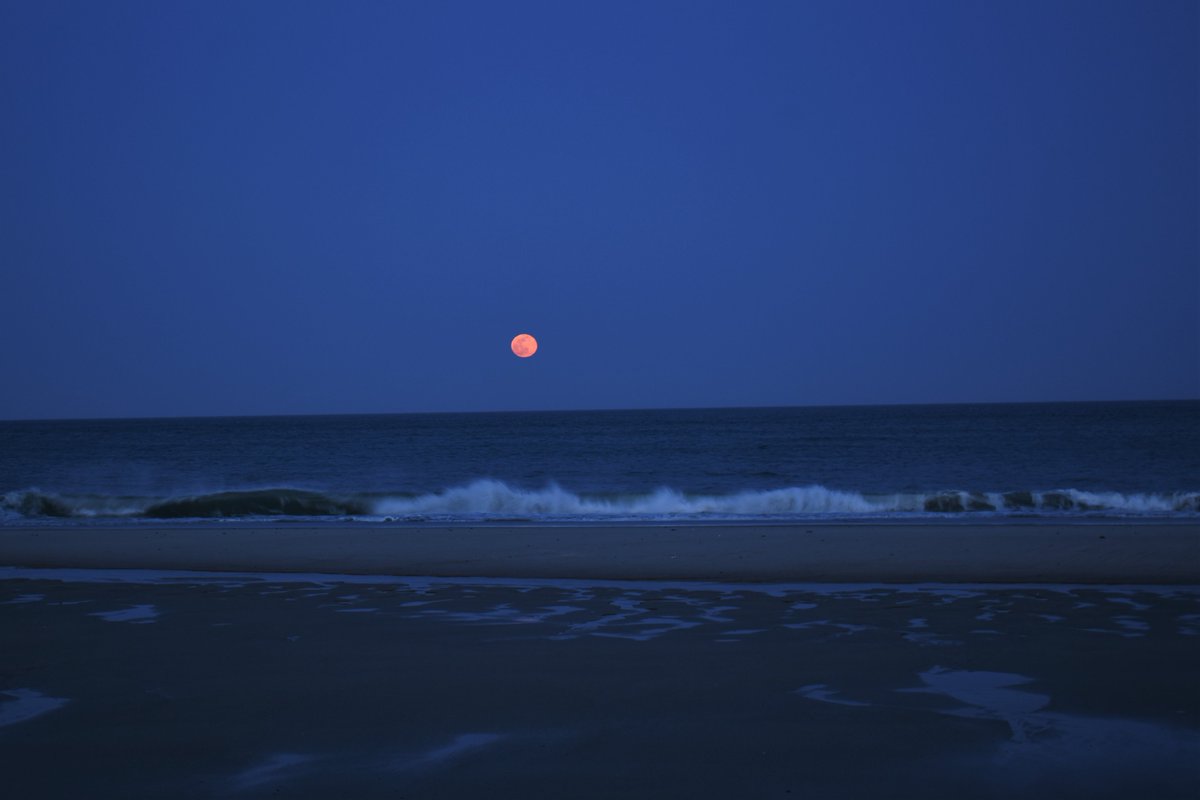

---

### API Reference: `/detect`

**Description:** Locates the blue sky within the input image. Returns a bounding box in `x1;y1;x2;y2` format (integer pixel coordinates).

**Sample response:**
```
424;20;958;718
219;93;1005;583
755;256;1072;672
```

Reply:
1;0;1196;419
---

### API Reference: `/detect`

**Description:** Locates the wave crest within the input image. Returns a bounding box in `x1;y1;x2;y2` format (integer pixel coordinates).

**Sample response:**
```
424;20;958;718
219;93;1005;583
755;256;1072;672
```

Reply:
143;489;369;519
374;481;881;517
4;481;1198;522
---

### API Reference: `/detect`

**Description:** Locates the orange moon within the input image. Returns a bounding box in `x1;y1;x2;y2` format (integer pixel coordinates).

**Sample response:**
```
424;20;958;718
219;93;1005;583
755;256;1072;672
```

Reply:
510;333;538;358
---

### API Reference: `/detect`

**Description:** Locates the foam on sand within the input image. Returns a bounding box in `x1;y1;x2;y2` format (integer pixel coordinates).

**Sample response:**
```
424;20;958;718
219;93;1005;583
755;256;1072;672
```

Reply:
89;604;159;623
0;688;69;728
903;667;1051;741
798;666;1200;790
393;732;504;771
229;753;316;792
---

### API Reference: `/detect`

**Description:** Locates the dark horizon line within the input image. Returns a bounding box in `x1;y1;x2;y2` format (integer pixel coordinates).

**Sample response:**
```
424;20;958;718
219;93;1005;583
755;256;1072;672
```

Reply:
3;396;1197;425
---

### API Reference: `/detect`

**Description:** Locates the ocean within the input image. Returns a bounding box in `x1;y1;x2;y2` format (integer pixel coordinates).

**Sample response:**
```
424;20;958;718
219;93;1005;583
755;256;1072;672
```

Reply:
1;401;1197;526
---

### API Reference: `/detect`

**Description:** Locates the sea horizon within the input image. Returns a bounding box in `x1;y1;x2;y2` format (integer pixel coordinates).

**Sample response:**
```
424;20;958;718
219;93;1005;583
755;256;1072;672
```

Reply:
5;400;1196;526
3;395;1197;424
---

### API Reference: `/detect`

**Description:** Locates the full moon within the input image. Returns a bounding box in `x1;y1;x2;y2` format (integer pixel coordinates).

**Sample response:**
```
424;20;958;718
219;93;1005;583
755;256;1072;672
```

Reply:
510;333;538;358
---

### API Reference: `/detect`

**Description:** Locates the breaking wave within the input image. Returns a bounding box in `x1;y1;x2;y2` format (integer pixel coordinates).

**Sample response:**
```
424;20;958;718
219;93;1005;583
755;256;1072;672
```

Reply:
3;481;1198;523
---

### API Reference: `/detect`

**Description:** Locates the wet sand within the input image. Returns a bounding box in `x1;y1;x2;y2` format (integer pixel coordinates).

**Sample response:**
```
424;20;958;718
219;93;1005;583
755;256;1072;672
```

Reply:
2;568;1198;799
2;523;1198;797
1;522;1197;582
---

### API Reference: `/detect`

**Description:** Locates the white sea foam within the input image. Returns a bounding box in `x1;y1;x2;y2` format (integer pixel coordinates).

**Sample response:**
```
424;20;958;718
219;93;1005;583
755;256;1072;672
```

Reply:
374;482;1200;518
373;480;884;517
6;480;1195;521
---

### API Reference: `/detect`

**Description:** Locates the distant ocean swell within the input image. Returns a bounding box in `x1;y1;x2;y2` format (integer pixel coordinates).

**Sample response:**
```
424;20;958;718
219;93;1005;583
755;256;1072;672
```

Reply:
3;480;1198;522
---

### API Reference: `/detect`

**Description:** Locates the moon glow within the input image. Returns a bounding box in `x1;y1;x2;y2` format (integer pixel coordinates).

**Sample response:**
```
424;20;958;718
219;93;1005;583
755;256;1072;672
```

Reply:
510;333;538;358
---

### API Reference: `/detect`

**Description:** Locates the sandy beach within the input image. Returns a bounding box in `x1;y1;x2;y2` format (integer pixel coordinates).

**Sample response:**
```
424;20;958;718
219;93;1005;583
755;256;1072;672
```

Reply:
3;523;1198;798
1;522;1198;583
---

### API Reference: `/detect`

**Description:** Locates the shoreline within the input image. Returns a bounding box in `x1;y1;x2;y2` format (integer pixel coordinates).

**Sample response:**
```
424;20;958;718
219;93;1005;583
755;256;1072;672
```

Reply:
1;522;1197;583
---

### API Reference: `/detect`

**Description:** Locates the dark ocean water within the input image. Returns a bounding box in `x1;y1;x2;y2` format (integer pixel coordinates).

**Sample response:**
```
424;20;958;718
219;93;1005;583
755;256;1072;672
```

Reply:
1;401;1197;525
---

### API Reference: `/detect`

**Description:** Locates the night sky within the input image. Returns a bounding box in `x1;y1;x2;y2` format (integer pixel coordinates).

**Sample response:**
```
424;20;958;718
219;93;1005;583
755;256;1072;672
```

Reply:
2;1;1196;420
